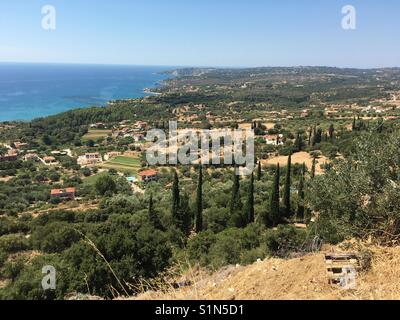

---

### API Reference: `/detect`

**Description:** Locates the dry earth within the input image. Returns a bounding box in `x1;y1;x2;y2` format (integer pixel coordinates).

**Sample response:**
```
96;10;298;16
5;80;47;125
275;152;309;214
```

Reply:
134;245;400;300
262;152;329;175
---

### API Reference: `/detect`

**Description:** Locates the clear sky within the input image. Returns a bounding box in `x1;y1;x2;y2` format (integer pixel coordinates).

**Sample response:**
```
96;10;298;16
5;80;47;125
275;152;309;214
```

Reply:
0;0;399;68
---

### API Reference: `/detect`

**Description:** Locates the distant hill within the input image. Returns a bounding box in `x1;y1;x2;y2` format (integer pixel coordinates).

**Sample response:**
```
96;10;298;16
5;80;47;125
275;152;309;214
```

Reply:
163;67;216;77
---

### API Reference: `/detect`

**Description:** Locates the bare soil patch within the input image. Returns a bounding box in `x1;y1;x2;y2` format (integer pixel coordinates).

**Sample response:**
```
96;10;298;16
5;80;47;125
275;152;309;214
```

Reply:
262;151;328;175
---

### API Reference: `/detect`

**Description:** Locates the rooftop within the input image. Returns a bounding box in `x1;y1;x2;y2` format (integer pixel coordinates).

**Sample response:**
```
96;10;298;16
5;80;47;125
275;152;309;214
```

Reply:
138;169;159;177
50;187;76;195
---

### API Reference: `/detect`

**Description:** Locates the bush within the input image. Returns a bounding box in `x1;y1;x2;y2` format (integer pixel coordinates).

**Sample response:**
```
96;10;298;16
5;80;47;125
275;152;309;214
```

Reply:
265;225;308;258
203;207;230;233
31;223;81;253
0;218;30;237
0;251;7;268
309;131;400;244
187;224;266;269
0;255;65;300
187;230;216;266
95;174;116;196
49;197;61;205
240;247;265;265
0;234;30;254
82;168;92;177
1;259;25;281
208;229;243;268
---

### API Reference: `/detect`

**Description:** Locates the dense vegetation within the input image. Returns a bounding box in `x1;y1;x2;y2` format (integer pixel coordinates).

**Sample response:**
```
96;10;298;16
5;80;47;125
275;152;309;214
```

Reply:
1;66;400;300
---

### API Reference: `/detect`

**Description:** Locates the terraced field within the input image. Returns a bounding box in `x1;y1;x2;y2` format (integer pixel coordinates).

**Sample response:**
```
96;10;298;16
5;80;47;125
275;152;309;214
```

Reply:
100;156;141;174
82;129;112;142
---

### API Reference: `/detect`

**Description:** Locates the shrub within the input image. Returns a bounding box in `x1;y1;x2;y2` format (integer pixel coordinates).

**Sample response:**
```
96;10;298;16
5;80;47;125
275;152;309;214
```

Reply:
82;168;92;177
265;225;308;258
187;230;216;266
31;223;81;253
309;131;400;244
95;174;116;196
0;234;30;254
187;225;266;269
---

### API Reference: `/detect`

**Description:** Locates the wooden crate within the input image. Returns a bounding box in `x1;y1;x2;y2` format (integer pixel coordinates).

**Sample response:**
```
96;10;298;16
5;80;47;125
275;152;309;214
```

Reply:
325;253;360;285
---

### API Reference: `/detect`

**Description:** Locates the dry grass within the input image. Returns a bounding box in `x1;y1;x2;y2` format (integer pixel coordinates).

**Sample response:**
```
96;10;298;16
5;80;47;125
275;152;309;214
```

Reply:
24;201;99;218
134;244;400;300
262;152;329;175
82;129;112;142
238;122;275;131
0;176;13;182
7;250;42;263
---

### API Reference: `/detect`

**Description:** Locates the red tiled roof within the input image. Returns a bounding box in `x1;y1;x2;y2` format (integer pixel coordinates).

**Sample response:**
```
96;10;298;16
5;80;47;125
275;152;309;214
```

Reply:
139;169;159;177
51;188;76;195
51;189;61;195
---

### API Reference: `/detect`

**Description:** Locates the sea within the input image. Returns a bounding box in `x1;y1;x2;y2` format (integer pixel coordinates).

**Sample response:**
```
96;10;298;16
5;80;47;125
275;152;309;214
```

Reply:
0;63;171;122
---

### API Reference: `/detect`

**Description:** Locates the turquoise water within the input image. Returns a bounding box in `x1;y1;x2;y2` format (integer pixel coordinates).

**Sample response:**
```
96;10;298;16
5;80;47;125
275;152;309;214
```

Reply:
0;63;170;121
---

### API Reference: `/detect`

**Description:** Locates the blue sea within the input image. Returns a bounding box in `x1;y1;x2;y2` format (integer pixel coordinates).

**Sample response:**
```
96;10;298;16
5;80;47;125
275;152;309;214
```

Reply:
0;63;171;122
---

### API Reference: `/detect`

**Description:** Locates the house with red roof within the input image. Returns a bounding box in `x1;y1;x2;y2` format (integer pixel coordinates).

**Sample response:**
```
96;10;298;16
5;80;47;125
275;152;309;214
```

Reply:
50;188;76;200
138;169;159;183
0;149;18;162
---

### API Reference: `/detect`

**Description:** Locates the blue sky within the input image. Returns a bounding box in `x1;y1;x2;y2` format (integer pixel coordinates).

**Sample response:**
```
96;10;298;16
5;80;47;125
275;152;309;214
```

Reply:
0;0;399;68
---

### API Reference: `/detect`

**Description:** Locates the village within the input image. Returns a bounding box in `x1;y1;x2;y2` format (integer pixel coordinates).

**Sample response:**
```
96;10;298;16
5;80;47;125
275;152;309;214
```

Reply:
2;91;400;210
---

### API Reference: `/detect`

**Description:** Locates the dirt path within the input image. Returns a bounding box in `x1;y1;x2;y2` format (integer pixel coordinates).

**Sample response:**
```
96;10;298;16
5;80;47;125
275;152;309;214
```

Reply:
23;202;99;218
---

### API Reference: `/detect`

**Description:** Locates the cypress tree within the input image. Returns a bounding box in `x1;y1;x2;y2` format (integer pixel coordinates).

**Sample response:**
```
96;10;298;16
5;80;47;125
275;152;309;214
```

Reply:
230;169;244;227
328;124;335;139
311;126;317;146
276;135;281;146
148;194;163;230
377;117;384;133
296;171;305;223
195;166;203;233
312;128;322;145
257;161;262;181
283;154;292;218
180;192;191;236
230;169;240;215
311;156;316;179
270;164;280;227
246;173;255;224
295;132;303;152
302;162;307;175
171;170;181;228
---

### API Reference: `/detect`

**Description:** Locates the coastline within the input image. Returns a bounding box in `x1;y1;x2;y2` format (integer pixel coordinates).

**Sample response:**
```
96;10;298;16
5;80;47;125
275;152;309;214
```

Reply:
0;64;174;123
143;88;162;96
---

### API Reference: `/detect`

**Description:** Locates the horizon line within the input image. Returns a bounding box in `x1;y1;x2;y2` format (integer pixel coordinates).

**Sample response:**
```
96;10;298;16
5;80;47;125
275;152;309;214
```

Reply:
0;61;399;71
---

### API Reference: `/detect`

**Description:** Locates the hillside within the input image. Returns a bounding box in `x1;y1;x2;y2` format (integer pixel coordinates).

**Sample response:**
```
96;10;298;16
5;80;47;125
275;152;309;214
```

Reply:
134;244;400;300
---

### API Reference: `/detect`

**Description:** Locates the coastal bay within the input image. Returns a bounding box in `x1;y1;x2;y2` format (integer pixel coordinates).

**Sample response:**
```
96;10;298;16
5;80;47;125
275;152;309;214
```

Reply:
0;63;170;122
